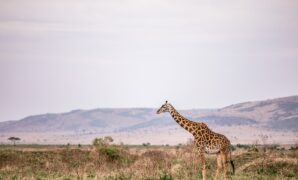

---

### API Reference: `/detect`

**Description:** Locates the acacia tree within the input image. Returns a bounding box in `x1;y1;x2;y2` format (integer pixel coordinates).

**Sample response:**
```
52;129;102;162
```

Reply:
8;137;21;146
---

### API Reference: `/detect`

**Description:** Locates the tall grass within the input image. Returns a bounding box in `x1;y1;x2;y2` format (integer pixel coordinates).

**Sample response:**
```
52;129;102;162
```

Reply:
0;140;297;179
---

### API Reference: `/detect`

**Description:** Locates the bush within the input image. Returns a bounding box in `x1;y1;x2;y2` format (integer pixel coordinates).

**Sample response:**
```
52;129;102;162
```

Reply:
236;144;250;149
230;145;236;151
93;136;129;162
159;174;173;180
244;160;298;178
142;142;151;147
289;146;298;150
99;146;120;161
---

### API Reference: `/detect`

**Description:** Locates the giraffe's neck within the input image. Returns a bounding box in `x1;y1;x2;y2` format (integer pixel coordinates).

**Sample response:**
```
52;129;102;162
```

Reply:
168;104;193;131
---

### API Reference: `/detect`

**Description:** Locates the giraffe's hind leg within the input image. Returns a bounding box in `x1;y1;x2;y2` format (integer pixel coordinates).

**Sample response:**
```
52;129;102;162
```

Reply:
199;152;207;180
221;152;228;180
213;153;222;180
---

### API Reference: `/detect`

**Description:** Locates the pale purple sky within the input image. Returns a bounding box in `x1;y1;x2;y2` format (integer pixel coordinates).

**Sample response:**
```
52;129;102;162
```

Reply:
0;0;298;121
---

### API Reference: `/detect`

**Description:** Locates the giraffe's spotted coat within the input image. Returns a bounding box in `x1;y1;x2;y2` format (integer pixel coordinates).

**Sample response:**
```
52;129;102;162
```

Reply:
157;101;234;180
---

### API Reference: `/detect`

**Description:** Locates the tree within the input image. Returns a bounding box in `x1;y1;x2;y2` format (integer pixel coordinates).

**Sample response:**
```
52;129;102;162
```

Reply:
93;136;114;147
142;142;151;147
8;137;21;146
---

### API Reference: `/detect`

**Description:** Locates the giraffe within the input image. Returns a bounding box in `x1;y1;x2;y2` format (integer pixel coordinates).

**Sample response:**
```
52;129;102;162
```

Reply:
157;101;235;180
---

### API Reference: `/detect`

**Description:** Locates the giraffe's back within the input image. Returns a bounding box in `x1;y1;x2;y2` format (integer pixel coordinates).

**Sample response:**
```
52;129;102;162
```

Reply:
193;122;231;153
204;132;230;153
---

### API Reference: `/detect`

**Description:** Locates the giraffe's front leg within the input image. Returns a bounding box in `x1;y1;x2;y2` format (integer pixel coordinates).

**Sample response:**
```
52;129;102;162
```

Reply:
199;152;207;180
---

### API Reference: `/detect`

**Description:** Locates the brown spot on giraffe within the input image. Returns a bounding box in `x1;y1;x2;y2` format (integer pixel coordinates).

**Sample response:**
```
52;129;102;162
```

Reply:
157;101;235;180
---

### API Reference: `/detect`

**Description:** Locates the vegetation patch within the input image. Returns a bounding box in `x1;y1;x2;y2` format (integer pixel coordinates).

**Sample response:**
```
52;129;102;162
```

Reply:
0;139;297;179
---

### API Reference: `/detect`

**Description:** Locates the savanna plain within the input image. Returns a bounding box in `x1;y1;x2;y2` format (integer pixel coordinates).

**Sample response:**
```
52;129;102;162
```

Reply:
0;137;297;180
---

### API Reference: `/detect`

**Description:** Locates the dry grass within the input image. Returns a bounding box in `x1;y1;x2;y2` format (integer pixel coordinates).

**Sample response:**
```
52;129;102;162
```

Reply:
0;142;297;180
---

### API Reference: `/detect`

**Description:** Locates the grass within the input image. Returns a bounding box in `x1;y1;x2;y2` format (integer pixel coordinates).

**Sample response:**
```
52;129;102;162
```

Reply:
0;142;297;180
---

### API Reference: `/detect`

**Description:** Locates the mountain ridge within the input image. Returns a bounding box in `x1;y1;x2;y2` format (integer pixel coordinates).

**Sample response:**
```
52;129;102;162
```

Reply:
1;95;298;132
0;95;297;144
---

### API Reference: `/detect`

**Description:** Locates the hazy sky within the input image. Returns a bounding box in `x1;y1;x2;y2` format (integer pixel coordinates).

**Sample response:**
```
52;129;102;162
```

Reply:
0;0;298;121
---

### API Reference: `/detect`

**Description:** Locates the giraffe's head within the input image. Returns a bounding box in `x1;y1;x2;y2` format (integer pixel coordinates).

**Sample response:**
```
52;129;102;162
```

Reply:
156;101;172;114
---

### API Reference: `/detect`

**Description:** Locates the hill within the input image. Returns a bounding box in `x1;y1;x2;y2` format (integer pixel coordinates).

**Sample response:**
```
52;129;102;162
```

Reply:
0;96;297;145
198;95;298;130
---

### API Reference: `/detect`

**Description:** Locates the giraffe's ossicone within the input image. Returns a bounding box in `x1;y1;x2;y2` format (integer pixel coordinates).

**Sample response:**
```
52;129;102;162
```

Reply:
157;101;235;180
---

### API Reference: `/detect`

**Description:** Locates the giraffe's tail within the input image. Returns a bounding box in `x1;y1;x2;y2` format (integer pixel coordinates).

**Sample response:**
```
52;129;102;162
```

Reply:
229;145;235;175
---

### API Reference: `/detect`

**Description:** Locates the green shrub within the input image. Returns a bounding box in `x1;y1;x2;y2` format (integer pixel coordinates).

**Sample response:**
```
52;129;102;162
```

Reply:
245;160;298;177
93;136;128;162
159;174;172;180
142;142;151;147
289;146;298;150
106;175;131;180
236;144;250;149
248;146;258;152
99;146;120;161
